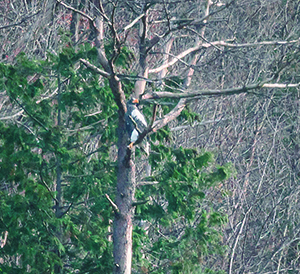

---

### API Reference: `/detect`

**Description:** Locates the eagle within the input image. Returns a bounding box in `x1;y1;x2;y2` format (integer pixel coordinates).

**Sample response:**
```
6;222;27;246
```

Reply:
125;98;150;155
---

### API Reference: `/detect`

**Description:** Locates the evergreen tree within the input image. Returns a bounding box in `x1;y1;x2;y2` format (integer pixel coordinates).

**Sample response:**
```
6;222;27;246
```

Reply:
0;45;231;273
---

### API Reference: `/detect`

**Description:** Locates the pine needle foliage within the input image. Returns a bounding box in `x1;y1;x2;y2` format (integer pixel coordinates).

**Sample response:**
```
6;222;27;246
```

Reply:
0;46;231;273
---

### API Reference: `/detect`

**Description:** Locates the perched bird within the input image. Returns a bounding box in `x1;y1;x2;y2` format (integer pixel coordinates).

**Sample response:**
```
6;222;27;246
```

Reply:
125;98;149;155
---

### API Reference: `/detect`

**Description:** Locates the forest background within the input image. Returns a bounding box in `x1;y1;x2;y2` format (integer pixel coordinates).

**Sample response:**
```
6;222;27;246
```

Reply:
0;0;299;274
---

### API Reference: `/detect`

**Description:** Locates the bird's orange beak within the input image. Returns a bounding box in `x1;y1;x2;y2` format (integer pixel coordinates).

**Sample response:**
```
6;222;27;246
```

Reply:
132;98;139;104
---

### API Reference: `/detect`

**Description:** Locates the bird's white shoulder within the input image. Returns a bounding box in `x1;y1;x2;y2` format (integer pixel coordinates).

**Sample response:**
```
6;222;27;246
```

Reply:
131;109;147;126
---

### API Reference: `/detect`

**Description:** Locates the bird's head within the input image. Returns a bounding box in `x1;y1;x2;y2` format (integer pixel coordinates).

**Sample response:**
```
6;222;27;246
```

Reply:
132;98;139;104
127;97;139;106
129;97;139;105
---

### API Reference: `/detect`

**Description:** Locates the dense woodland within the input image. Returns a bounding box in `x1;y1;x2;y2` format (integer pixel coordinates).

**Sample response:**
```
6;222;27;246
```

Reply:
0;0;299;273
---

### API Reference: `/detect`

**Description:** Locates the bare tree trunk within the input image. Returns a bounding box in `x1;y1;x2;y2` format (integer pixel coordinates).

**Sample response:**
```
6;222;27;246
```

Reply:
113;117;136;274
70;0;81;43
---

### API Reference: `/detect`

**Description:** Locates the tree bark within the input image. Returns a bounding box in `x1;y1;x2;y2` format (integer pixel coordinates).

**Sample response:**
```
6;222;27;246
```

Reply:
113;116;136;274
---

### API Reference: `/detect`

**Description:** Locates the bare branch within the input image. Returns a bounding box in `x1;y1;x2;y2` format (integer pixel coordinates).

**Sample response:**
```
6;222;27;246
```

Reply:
95;0;112;26
0;231;8;248
219;39;300;48
137;181;159;186
149;39;300;74
56;0;94;22
159;37;174;80
169;81;298;99
79;58;111;78
174;0;235;31
105;194;119;214
132;200;149;206
186;27;223;51
146;0;213;136
119;13;145;33
0;110;24;121
142;79;300;100
149;44;200;74
134;6;150;99
149;104;158;127
152;98;187;131
262;82;300;88
147;0;236;50
170;118;227;132
11;95;48;131
0;9;42;30
39;168;59;205
141;76;300;134
57;0;111;73
184;0;212;88
91;2;127;116
229;210;249;274
109;2;121;55
134;68;149;98
144;85;254;100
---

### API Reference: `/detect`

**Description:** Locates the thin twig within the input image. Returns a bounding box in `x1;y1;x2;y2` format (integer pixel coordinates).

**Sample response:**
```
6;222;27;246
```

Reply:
56;0;94;21
39;168;59;205
0;9;41;30
11;95;48;131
